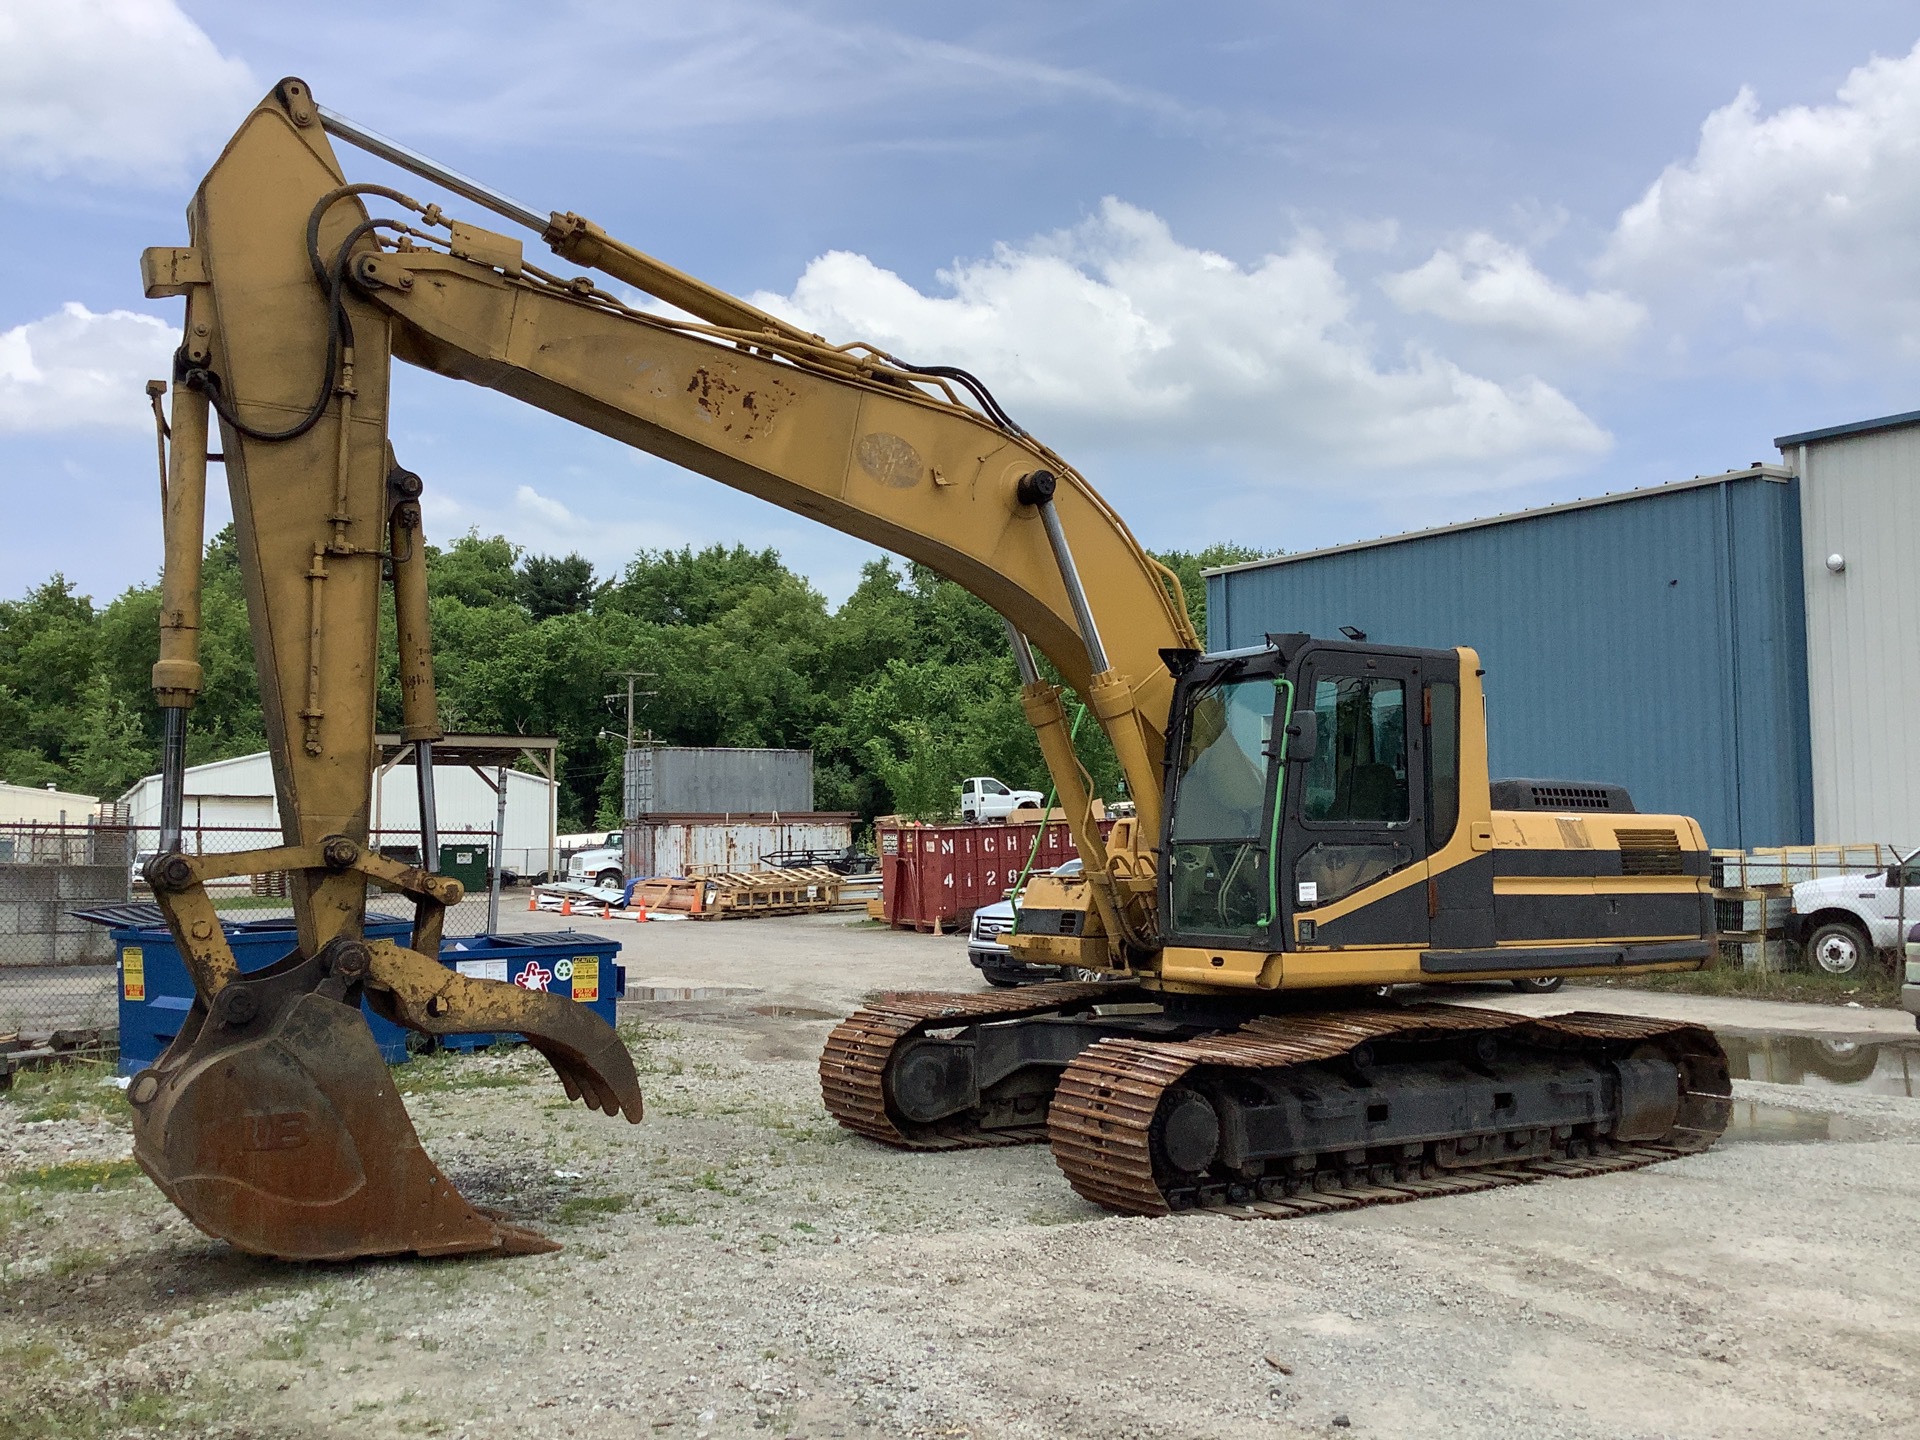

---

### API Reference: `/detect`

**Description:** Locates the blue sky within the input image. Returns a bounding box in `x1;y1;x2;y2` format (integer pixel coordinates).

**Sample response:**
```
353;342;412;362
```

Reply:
6;1;1920;606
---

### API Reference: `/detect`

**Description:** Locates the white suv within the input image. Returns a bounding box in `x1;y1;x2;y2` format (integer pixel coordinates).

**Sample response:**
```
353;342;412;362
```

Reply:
959;776;1044;823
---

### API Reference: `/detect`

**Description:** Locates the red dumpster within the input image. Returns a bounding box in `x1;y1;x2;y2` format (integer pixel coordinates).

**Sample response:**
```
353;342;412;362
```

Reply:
878;817;1116;934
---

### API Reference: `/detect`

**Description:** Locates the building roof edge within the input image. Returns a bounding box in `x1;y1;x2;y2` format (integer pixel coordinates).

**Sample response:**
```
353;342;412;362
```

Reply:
1773;408;1920;450
1202;466;1793;576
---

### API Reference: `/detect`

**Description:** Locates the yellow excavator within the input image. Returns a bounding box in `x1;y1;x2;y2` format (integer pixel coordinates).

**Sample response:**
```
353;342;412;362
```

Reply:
131;80;1730;1259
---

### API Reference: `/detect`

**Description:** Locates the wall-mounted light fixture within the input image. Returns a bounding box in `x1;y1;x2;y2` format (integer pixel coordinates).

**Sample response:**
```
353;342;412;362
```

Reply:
1339;625;1367;641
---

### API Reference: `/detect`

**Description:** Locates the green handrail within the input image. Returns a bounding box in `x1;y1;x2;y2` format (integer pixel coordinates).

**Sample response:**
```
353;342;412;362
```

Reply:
1257;677;1296;931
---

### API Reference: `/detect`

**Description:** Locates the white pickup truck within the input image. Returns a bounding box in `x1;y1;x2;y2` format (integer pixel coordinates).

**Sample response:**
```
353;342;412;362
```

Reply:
958;776;1044;823
1791;861;1920;977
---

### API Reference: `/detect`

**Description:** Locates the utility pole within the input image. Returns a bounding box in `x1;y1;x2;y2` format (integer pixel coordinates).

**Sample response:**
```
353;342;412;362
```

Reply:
605;672;658;752
602;672;658;828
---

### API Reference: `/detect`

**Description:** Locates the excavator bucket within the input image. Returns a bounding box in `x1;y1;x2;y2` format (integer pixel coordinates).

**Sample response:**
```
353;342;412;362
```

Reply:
127;939;642;1261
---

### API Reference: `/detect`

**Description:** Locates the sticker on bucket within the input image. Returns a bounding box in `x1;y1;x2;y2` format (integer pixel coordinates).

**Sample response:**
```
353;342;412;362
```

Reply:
122;946;145;1002
571;956;600;1003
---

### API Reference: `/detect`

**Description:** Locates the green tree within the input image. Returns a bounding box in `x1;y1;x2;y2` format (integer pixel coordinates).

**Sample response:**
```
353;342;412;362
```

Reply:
1151;542;1275;643
429;533;521;608
599;544;799;626
0;576;100;784
516;553;597;620
67;673;152;796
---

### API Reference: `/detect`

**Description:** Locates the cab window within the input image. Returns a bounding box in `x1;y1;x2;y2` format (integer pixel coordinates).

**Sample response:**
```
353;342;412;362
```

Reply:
1167;677;1275;937
1426;680;1459;849
1302;676;1408;824
1171;679;1273;843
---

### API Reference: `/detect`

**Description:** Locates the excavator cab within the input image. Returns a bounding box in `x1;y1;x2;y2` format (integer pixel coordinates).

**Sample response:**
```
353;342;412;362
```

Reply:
1160;636;1463;956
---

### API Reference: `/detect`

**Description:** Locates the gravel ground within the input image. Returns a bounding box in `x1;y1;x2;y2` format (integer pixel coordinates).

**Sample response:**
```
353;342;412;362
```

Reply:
3;914;1918;1439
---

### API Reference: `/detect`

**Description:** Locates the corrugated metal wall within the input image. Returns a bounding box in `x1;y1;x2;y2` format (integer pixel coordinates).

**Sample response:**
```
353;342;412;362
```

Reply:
1786;422;1920;846
623;747;813;818
1206;473;1813;849
626;815;854;876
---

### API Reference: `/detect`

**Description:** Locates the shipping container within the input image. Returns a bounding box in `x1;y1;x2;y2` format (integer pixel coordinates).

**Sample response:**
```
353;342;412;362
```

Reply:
623;746;812;817
625;813;856;878
877;818;1117;933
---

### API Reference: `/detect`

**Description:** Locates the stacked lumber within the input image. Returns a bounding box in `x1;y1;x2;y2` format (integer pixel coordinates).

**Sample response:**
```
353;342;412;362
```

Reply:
632;867;843;920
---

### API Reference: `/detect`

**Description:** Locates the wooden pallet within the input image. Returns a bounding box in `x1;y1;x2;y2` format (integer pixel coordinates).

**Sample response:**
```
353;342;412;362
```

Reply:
633;867;844;919
0;1025;119;1090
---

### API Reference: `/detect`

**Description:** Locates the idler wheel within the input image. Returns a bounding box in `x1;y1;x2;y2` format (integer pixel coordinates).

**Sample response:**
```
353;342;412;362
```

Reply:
1157;1088;1221;1175
888;1041;976;1125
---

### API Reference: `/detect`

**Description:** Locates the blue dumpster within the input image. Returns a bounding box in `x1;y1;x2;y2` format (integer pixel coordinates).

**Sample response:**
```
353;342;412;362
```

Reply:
110;920;626;1074
113;916;416;1074
435;931;625;1051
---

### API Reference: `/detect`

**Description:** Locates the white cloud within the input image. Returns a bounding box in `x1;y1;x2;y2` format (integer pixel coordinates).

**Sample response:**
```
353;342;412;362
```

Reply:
1600;41;1920;349
0;304;176;432
514;484;578;530
1382;233;1646;351
752;199;1608;476
303;2;1224;152
0;0;256;182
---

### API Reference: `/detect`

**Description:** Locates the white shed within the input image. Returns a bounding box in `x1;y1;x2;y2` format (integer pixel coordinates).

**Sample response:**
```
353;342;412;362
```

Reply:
0;781;101;826
119;747;557;873
118;752;276;832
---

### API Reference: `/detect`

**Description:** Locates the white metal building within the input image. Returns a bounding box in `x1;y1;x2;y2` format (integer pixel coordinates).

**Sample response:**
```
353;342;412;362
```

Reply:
1777;410;1920;845
0;781;101;826
118;750;556;871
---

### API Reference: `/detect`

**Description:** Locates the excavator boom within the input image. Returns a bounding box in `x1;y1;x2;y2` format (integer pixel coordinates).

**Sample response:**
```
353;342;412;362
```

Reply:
133;80;1191;1259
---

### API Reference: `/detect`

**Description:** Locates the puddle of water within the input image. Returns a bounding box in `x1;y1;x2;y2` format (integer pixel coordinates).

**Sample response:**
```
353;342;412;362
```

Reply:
1714;1032;1920;1097
749;1004;841;1021
1720;1101;1878;1144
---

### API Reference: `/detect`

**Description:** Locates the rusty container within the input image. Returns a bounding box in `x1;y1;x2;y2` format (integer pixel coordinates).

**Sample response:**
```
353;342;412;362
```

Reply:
877;818;1112;933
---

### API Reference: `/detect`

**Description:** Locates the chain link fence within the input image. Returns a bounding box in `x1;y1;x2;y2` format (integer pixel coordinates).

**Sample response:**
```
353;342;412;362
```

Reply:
0;821;508;1039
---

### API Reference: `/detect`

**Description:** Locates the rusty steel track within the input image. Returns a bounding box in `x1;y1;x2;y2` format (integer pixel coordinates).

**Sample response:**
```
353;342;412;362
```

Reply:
819;981;1144;1148
1047;1004;1732;1218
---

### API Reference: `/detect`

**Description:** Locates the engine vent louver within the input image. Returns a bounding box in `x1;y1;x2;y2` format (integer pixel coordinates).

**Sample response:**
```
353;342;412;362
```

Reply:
1531;785;1616;810
1489;779;1637;812
1615;828;1685;876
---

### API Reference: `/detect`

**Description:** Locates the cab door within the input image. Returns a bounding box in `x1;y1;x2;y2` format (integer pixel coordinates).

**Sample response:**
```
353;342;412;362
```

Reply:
1161;674;1282;951
1281;651;1429;948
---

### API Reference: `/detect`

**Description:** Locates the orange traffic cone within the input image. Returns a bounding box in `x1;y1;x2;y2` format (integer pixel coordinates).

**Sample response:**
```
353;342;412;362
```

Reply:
560;896;573;916
526;893;537;912
633;904;648;923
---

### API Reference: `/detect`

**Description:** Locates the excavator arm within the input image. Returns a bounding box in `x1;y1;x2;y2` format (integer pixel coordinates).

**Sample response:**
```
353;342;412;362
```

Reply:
131;79;1191;1259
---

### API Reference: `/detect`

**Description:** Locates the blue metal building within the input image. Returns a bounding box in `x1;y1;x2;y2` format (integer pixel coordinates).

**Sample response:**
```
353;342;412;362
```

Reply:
1204;468;1814;849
